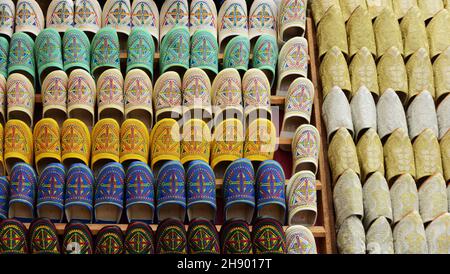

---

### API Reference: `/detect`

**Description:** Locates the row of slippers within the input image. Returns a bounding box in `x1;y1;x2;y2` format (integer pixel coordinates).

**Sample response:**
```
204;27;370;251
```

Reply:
0;0;308;50
1;158;318;227
0;217;317;254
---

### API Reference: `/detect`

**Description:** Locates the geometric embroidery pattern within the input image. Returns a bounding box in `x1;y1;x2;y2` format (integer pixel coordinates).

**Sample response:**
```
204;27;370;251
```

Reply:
160;0;189;39
286;226;317;254
102;0;132;35
223;36;250;72
9;163;37;214
160;26;190;74
287;171;317;224
62;28;90;73
95;162;125;210
0;0;15;38
37;163;65;218
125;161;155;216
150;119;181;169
91;118;120;169
0;219;28;254
61;119;91;166
186;160;216;214
182;68;212;113
6;73;34;125
124;70;153;125
153;72;182;118
65;164;94;216
253;35;278;85
223;158;255;210
35;28;63;80
156;218;187;254
279;0;307;40
220;220;253;254
244;119;277;162
91;28;120;75
131;0;159;42
8;32;35;80
62;223;94;254
0;38;8;78
124;222;155;254
95;225;124;254
42;71;68;115
180;119;211;164
96;69;124;119
285;78;314;122
292;125;320;173
0;177;9;220
4;120;33;167
255;160;286;212
67;69;96;115
189;0;217;37
278;37;308;79
29;218;60;254
187;219;220;254
47;0;74;31
190;30;219;76
120;119;149;164
249;0;277;40
218;0;248;47
210;119;244;173
156;161;186;211
127;28;155;78
74;0;102;33
33;119;61;173
15;0;44;36
252;218;286;254
242;69;271;118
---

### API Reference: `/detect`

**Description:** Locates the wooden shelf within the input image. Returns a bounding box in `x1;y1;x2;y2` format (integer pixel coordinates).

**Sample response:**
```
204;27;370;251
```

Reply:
23;223;327;238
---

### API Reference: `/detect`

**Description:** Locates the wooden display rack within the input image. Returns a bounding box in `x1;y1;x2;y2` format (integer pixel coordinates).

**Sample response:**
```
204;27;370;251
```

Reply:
21;0;336;253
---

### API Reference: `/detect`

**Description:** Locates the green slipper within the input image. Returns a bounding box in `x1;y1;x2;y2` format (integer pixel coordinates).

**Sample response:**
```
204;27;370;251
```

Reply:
63;28;91;74
223;35;250;75
159;26;190;76
35;28;64;85
126;27;155;80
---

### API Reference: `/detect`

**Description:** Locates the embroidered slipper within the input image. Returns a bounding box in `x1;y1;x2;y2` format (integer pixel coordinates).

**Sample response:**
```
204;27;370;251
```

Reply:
95;225;124;254
153;71;183;121
319;47;351;100
15;0;44;38
349;48;379;99
418;0;444;22
42;71;68;127
390;174;419;224
131;0;159;49
286;225;317;254
8;32;35;87
211;68;243;124
413;129;443;182
159;26;190;76
67;69;96;131
74;0;102;37
182;68;213;122
277;0;306;44
94;162;125;224
0;38;8;79
189;0;217;39
366;0;393;19
102;0;132;39
244;119;277;165
0;218;28;254
126;28;155;80
442;133;450;182
190;30;219;81
124;70;153;129
91;118;120;176
252;35;278;87
287;170;317;226
156;161;186;222
181;119;211;165
425;213;450;254
124;221;155;254
277;37;309;97
149;118;181;175
120;119;150;168
373;9;403;59
33;119;62;176
63;28;91;74
211;119;244;178
90;27;120;80
0;75;5;125
291;125;320;175
8;163;36;222
223;35;250;75
418;174;448;224
0;177;8;220
377;89;408;142
393;0;418;19
35;28;64;85
97;68;125;124
393;211;428;254
37;163;65;223
0;125;4;176
223;158;255;223
328;130;360;187
400;7;429;60
347;6;376;59
28;218;60;254
356;129;384;182
377;47;408;103
252;218;286;254
4;120;33;175
220;219;252;254
255;160;286;223
218;0;248;53
0;0;14;38
46;0;74;33
317;5;348;59
187;218;220;254
340;0;367;22
155;218;187;254
249;0;277;46
65;163;94;223
439;95;450;138
406;49;435;102
125;161;155;223
159;0;189;41
407;91;439;141
242;69;272;126
186;161;216;222
366;216;394;254
61;119;91;169
384;129;416;184
337;216;365;254
350;86;376;141
362;172;392;229
433;46;450;104
6;73;35;127
427;10;450;60
311;0;340;26
62;222;94;254
281;78;314;145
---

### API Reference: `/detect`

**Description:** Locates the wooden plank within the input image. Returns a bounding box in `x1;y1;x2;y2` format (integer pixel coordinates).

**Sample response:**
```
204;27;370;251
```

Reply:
23;223;327;238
